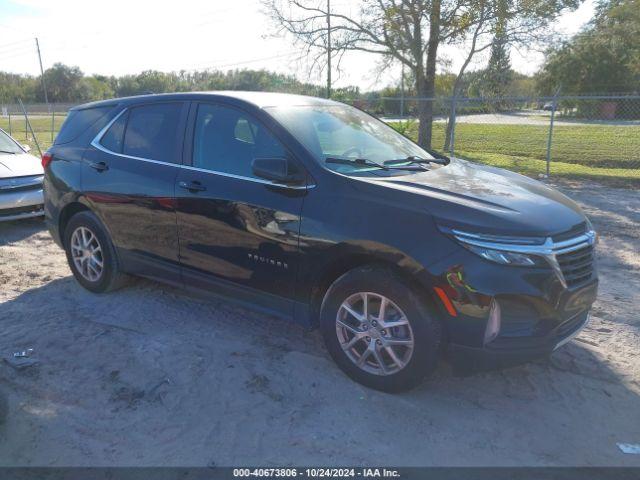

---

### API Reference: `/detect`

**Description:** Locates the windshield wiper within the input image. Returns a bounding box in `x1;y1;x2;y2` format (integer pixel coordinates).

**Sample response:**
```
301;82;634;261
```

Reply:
325;157;426;171
0;150;17;154
384;156;447;166
325;157;389;170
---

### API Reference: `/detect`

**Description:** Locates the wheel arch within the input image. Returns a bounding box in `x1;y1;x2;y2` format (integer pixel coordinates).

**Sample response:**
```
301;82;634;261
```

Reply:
306;242;442;329
58;198;115;251
58;201;92;246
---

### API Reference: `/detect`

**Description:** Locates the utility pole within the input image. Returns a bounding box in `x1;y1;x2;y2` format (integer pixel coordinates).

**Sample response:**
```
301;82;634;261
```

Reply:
326;0;331;99
400;64;405;118
35;37;49;108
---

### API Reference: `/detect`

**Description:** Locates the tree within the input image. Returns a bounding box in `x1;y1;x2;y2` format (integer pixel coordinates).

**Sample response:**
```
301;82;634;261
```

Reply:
0;65;360;104
78;76;115;101
0;72;38;103
482;2;512;99
43;63;85;102
537;0;640;95
440;0;582;150
265;0;466;148
264;0;581;149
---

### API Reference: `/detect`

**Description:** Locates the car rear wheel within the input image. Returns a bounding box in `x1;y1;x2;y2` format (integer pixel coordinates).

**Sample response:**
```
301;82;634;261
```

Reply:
63;211;128;293
320;265;442;392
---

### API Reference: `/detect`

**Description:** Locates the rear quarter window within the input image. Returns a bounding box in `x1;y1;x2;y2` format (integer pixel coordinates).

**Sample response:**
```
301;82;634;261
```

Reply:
54;105;114;145
100;110;128;153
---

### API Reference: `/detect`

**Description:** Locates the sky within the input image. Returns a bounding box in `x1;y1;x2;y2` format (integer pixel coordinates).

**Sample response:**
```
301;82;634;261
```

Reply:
0;0;596;90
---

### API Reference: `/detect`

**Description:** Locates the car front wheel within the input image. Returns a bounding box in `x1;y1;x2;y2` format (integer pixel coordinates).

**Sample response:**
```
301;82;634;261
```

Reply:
320;265;442;392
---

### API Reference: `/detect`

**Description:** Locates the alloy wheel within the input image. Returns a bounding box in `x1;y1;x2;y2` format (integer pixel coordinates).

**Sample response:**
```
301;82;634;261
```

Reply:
70;226;104;282
335;292;414;376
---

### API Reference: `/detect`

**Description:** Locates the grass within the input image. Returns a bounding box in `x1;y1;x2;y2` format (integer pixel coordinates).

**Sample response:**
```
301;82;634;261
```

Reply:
0;115;67;154
2;113;638;185
391;121;640;185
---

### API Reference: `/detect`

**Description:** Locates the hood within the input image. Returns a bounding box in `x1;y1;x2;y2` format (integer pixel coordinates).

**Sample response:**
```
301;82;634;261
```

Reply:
0;153;43;179
363;158;586;237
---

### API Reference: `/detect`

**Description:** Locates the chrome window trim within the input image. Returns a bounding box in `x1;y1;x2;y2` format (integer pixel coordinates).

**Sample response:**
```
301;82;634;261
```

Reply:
90;108;313;191
179;164;311;190
451;229;596;288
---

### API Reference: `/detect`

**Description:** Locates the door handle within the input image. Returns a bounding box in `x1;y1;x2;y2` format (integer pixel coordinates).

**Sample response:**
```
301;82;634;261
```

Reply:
89;161;109;172
178;180;207;192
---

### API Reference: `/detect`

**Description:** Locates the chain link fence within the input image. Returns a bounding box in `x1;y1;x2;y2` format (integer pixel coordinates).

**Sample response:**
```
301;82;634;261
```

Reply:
0;102;73;155
2;95;639;185
355;94;640;185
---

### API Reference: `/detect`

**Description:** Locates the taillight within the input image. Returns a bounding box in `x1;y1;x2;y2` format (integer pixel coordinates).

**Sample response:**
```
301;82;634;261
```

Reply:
41;152;53;169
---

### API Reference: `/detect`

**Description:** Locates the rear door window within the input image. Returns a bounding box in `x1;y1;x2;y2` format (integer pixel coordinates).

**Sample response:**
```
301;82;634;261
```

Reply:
122;103;183;163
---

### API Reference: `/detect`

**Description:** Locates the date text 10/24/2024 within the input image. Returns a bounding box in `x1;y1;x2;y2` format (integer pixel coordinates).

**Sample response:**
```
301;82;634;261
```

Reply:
233;468;401;478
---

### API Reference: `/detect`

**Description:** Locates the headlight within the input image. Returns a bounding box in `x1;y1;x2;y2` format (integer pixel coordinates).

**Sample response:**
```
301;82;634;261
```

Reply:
439;224;596;288
465;245;537;266
442;228;547;267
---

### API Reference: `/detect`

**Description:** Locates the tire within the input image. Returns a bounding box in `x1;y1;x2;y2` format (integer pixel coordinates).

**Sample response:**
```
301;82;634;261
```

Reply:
320;265;441;392
0;390;7;427
63;211;129;293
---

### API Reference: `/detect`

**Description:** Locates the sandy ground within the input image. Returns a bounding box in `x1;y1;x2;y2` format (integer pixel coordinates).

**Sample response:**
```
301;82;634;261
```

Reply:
0;180;638;467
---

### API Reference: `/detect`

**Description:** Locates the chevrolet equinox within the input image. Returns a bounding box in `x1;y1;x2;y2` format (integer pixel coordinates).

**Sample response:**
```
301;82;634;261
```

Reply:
43;92;598;392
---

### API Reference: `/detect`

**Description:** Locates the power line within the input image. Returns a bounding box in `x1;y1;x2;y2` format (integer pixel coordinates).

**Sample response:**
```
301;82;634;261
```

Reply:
0;22;26;33
551;30;638;39
0;38;33;51
0;44;35;57
0;48;35;62
188;51;302;72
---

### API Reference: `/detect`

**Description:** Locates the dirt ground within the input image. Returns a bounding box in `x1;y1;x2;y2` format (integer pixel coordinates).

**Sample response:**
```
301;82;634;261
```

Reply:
0;180;638;467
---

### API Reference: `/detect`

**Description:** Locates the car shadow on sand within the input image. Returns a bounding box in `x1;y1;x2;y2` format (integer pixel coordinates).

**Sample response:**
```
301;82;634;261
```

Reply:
0;218;46;246
1;276;639;466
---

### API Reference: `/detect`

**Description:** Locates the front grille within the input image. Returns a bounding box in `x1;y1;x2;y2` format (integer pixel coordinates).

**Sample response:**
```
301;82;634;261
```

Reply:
557;244;595;288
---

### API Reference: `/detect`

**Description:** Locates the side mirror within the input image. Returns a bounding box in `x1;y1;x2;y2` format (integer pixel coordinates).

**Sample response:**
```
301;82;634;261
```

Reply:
252;157;304;185
22;144;31;153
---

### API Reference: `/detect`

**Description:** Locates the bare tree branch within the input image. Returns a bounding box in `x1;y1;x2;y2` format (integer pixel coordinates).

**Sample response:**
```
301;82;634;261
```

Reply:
263;0;584;148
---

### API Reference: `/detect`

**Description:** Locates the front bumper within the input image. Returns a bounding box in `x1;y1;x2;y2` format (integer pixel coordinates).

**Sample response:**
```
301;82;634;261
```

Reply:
0;188;44;221
447;310;591;372
421;238;598;372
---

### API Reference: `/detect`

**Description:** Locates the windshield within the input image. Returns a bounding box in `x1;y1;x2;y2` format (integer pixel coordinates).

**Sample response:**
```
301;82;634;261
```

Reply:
0;129;23;155
266;104;435;175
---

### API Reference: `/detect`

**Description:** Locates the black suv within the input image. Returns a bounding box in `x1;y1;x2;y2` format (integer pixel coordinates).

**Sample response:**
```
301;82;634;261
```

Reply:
43;92;598;392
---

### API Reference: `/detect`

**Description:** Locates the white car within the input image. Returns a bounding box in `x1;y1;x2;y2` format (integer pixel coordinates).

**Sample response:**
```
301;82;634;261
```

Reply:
0;128;44;221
